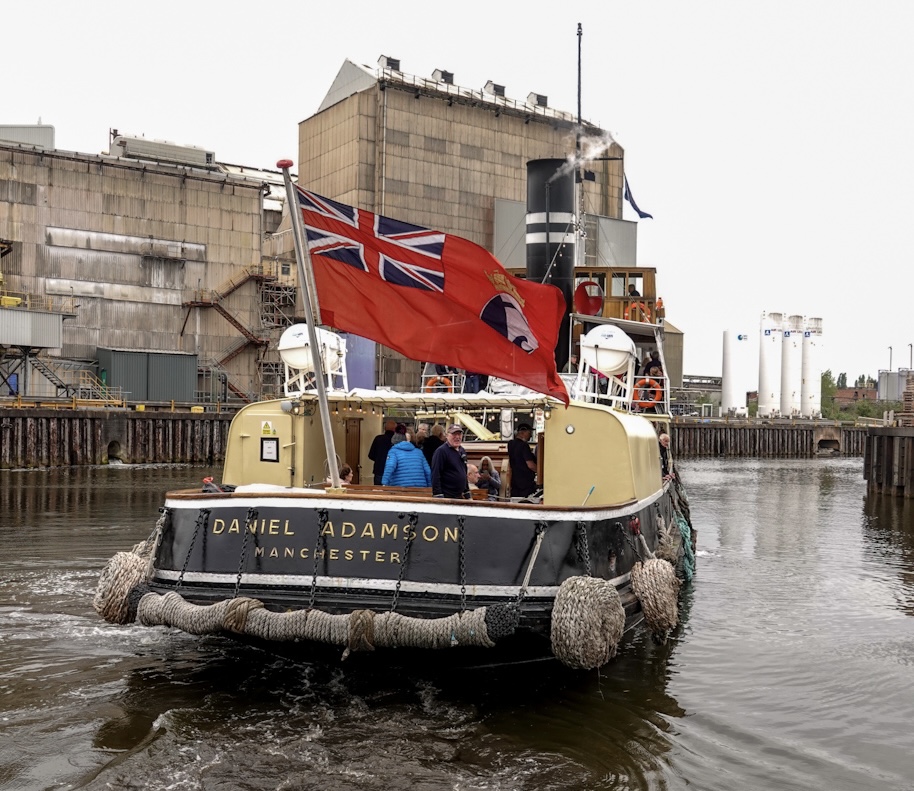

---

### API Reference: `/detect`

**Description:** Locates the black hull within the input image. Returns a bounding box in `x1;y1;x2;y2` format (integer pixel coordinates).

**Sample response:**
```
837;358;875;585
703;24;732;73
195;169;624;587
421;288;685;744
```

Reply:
148;486;678;634
92;481;693;669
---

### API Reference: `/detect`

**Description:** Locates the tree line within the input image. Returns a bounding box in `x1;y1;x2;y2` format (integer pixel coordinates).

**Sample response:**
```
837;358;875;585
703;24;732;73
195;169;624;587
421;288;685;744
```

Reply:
820;370;897;420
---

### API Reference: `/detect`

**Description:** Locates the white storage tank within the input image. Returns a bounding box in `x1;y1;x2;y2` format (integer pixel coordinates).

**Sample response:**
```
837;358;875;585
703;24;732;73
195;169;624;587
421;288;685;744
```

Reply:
800;317;823;417
758;311;783;417
780;315;804;416
279;324;348;394
579;324;636;376
721;330;751;416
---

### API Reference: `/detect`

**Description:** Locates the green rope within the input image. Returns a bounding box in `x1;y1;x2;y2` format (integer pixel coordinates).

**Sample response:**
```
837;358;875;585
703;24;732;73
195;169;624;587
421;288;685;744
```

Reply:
673;511;695;583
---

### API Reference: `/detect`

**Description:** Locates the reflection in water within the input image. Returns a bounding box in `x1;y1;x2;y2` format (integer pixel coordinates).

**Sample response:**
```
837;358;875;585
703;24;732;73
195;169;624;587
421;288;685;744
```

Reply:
863;493;914;616
1;460;914;791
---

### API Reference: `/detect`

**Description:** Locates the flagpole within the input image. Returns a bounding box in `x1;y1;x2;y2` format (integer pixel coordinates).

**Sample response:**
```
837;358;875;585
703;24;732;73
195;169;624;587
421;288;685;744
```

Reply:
277;160;342;490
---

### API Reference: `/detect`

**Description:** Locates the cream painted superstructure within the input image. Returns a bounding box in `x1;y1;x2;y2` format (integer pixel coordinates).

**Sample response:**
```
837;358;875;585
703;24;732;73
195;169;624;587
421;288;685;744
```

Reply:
222;393;664;509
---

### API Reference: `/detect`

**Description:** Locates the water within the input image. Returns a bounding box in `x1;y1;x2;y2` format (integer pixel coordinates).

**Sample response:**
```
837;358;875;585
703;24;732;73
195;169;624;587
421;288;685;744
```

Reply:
1;459;912;790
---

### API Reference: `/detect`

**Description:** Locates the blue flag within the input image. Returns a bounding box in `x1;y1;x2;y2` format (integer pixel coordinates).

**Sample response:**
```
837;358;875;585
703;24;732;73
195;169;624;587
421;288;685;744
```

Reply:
623;174;653;219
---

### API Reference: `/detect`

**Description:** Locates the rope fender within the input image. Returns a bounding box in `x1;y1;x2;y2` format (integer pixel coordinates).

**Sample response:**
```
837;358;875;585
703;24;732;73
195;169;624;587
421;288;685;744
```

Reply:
93;552;149;624
135;591;498;654
94;513;165;625
550;576;625;670
631;558;681;642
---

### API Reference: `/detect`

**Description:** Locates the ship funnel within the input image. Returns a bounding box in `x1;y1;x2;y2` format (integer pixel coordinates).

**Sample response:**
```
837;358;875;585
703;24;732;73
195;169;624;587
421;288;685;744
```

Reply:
526;158;575;371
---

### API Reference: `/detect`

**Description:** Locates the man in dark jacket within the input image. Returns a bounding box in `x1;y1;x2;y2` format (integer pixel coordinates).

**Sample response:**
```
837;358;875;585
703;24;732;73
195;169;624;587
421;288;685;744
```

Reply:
368;420;396;485
431;424;470;499
507;423;538;497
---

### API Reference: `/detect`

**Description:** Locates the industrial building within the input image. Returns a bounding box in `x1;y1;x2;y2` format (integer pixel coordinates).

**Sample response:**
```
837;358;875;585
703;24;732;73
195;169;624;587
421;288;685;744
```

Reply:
0;56;679;405
0;127;294;403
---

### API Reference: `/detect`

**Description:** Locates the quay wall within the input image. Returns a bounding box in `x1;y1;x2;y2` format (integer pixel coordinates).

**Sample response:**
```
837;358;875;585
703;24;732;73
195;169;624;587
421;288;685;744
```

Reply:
863;427;914;498
0;411;868;468
0;409;232;469
672;421;867;458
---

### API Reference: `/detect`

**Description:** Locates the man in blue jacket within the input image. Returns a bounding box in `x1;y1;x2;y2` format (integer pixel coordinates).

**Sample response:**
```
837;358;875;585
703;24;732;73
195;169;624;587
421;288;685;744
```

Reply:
431;424;470;499
382;425;431;487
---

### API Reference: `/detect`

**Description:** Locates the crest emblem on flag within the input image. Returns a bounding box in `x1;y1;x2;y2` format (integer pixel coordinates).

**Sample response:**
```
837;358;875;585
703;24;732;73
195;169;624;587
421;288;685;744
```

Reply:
480;293;539;354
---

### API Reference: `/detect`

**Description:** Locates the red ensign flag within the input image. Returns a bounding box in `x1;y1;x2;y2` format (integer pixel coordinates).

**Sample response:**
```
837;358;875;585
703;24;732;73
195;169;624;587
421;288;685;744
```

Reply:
295;187;568;404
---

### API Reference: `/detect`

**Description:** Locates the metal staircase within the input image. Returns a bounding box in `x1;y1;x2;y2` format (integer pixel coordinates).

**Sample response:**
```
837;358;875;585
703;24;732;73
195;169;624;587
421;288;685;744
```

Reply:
28;357;125;406
29;356;74;396
181;263;272;349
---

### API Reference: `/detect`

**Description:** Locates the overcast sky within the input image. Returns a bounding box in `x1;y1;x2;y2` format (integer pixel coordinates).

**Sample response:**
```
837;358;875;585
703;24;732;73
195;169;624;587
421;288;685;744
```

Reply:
7;1;912;380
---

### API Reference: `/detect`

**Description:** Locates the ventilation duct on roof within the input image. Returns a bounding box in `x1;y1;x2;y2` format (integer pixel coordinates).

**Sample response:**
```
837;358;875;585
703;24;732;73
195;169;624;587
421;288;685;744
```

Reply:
432;69;454;85
378;55;400;71
109;135;215;168
527;92;548;107
484;80;505;97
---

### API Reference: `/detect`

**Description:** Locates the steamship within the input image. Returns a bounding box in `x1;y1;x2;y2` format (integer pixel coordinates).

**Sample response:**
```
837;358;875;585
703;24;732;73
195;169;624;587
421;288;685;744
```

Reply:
94;159;695;670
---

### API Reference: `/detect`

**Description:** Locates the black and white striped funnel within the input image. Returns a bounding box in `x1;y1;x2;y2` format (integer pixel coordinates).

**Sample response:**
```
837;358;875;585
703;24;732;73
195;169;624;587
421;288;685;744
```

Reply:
526;158;575;370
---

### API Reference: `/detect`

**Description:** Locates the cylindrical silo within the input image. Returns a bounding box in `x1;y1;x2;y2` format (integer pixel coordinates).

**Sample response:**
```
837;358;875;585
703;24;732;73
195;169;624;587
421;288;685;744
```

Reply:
722;330;751;416
758;311;783;417
780;314;804;416
800;317;823;417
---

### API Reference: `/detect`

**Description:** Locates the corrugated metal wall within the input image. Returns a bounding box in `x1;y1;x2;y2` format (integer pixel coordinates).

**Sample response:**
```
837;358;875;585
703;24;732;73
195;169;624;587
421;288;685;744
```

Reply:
98;349;148;400
0;309;63;347
98;348;197;403
148;352;196;402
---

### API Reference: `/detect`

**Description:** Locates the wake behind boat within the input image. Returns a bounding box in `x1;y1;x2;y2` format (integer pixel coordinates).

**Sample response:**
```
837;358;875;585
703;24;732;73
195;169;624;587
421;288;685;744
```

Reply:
94;157;696;670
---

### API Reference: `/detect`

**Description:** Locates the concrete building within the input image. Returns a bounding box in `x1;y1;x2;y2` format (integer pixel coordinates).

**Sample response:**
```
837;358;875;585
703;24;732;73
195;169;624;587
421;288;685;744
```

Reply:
0;137;292;402
2;57;676;403
289;58;653;390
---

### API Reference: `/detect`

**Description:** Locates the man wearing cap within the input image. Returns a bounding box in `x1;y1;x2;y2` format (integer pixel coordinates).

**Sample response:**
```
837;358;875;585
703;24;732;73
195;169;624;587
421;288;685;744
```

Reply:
431;424;470;499
507;423;538;498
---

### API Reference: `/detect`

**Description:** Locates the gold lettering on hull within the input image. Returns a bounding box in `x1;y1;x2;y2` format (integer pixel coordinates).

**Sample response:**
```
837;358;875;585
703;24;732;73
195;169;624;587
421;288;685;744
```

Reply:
297;521;456;543
212;518;294;536
213;515;458;563
252;546;405;563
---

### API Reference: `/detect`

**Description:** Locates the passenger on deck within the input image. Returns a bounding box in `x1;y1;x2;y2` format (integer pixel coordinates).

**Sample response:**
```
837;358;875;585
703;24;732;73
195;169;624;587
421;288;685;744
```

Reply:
467;463;480;490
368;420;396;485
327;464;354;486
422;423;445;466
628;283;641;298
507;423;538;498
477;455;502;500
382;424;431;487
659;433;674;481
414;422;429;449
562;354;579;374
431;424;470;499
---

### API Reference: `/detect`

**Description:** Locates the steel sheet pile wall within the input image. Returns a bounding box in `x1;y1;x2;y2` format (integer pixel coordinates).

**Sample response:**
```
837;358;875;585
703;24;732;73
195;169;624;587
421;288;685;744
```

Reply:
0;413;103;467
673;423;866;458
864;427;914;498
0;409;232;468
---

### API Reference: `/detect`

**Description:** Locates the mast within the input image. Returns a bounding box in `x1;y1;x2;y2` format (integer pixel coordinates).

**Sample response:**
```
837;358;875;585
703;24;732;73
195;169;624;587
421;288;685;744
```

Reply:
277;160;342;490
574;22;585;362
575;22;586;271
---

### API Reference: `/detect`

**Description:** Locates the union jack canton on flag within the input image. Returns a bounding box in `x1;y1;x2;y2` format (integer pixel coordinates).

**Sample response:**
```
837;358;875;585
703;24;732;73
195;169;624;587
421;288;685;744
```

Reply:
299;190;446;293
